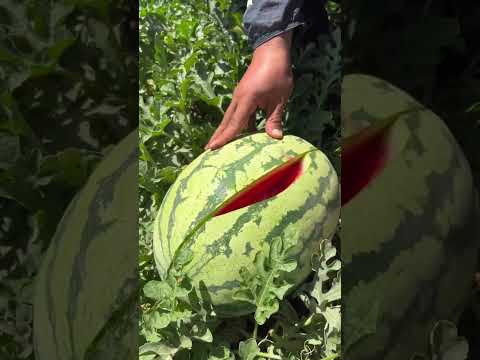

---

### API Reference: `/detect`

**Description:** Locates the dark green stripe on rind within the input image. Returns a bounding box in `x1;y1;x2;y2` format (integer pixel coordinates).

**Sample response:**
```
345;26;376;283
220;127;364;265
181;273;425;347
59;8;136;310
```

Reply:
84;277;138;359
36;193;82;360
186;201;270;278
208;279;242;294
66;148;137;356
243;242;254;257
165;156;215;260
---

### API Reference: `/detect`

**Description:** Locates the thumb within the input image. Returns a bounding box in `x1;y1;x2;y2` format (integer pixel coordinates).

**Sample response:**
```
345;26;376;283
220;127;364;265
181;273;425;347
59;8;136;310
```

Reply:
265;102;285;139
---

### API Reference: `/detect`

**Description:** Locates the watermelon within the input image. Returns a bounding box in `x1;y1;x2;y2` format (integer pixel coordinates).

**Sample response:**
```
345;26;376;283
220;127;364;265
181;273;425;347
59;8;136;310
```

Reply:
341;74;480;359
33;131;138;359
153;133;340;316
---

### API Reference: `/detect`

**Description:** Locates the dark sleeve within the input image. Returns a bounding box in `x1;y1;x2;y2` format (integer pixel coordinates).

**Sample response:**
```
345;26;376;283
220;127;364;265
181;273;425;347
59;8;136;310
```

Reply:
243;0;328;49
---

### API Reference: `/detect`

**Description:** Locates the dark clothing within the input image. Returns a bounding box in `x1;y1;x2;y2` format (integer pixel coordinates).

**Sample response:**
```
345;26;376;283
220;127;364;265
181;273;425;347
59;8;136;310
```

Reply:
243;0;329;49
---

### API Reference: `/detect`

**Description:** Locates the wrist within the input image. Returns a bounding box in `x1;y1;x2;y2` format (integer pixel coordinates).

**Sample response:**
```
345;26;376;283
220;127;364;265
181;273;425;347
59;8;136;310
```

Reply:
259;30;293;50
252;31;293;73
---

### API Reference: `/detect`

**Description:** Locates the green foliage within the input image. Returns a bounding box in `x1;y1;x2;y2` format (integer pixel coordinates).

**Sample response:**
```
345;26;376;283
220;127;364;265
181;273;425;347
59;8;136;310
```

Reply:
0;1;136;358
139;0;342;358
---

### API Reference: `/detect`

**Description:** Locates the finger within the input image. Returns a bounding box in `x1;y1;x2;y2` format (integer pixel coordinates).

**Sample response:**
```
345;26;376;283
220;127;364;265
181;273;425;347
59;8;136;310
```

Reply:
207;102;235;146
205;100;237;149
247;113;257;132
208;100;256;149
265;101;285;139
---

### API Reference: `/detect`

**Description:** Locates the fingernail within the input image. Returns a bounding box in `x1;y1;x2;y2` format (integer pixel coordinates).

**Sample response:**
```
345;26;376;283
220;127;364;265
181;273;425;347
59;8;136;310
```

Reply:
271;129;283;138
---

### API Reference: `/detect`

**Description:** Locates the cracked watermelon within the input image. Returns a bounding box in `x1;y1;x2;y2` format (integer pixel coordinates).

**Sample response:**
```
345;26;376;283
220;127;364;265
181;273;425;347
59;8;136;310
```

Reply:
153;133;340;316
33;131;137;360
341;74;480;360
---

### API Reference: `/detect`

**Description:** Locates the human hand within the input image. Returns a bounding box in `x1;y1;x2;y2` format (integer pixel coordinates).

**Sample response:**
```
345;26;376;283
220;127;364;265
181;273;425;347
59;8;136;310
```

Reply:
205;31;294;150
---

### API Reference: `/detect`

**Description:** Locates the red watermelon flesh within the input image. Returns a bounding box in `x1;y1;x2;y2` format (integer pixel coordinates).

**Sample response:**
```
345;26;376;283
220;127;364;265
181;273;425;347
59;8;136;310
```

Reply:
215;156;304;216
341;130;390;206
340;108;423;206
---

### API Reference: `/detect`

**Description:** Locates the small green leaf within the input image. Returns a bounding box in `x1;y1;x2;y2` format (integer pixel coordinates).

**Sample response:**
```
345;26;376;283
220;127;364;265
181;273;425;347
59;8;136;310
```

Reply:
143;280;172;301
238;339;259;360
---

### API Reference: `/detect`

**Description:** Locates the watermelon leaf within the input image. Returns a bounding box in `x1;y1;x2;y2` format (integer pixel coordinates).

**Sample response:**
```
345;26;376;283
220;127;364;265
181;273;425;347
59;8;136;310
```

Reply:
232;236;299;326
143;280;176;302
238;339;260;360
282;238;342;358
429;320;469;360
140;266;232;360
